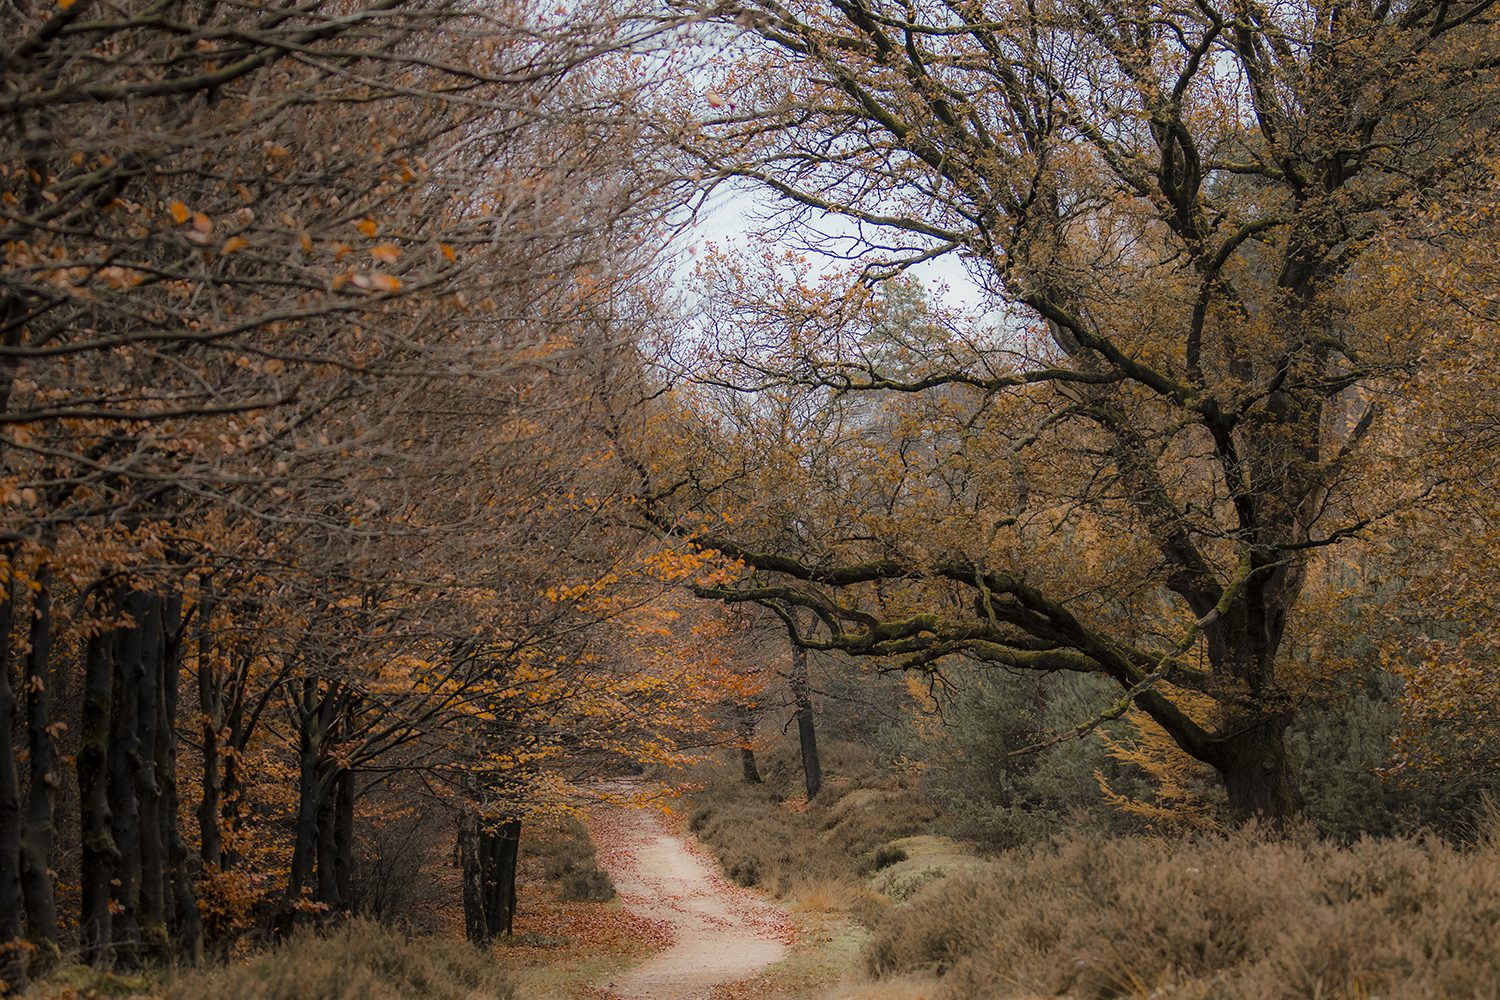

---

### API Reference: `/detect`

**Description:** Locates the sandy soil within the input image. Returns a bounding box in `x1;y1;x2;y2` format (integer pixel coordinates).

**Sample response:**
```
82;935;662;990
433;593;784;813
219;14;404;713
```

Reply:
592;806;793;1000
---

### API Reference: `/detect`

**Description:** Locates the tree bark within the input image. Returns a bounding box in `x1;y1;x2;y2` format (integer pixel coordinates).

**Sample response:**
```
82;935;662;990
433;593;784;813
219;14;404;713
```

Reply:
160;593;201;961
134;596;169;962
315;773;338;915
0;579;28;994
490;820;520;939
78;628;117;964
736;705;761;784
278;677;338;936
107;590;149;969
460;814;521;945
196;597;221;872
788;641;821;800
1213;717;1304;824
19;570;59;955
333;768;354;916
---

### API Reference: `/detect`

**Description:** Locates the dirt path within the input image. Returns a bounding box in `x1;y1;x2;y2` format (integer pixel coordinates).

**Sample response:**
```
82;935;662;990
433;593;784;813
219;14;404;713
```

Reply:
591;806;793;1000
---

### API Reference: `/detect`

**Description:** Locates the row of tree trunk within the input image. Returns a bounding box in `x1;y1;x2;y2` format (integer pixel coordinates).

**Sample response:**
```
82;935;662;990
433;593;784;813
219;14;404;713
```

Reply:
459;816;521;946
0;574;369;992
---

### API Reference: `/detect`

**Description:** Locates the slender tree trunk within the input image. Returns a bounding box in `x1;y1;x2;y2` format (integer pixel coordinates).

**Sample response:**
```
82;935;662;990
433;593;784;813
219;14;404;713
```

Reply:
315;773;338;916
196;600;221;872
19;570;59;956
459;815;484;945
0;580;28;994
160;594;201;961
333;768;354;915
788;641;822;800
489;820;520;939
278;679;334;936
78;628;117;964
108;590;149;969
135;597;169;962
280;747;322;935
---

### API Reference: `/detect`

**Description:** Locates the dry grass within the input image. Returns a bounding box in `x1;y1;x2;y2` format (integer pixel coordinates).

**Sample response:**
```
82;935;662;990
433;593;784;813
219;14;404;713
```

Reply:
865;828;1500;999
166;919;514;1000
820;973;945;1000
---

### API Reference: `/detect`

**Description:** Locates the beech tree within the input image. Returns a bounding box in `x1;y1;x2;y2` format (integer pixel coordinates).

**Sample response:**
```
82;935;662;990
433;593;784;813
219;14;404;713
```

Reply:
0;0;701;982
654;0;1500;821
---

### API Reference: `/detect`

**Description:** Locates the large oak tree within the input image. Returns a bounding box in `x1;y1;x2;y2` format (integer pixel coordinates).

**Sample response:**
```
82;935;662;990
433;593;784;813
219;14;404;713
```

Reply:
658;0;1500;821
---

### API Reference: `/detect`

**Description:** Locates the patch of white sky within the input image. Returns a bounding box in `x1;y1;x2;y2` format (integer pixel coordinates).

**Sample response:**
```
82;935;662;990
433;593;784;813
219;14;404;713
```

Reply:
678;178;997;321
655;17;1001;331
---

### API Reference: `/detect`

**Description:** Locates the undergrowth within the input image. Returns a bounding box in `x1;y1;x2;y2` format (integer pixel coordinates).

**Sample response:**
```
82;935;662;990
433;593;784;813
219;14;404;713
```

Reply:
522;815;616;903
866;826;1500;999
166;919;514;1000
685;738;935;914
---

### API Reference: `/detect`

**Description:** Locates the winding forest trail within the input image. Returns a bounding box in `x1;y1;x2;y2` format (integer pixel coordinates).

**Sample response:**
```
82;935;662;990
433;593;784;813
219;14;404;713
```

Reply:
591;805;794;1000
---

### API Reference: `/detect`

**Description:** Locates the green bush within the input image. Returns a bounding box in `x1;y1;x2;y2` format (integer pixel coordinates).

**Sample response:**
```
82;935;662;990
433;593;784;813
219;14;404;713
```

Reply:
1290;669;1497;841
925;668;1150;848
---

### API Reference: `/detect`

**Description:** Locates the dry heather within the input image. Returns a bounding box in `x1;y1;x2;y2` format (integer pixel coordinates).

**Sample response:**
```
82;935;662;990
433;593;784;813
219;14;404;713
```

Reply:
686;739;936;903
866;829;1500;999
166;920;514;1000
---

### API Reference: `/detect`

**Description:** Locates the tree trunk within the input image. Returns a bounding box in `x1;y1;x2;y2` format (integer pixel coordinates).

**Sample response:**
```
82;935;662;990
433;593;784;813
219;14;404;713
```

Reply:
0;581;28;994
134;597;169;962
333;768;354;916
460;815;521;945
788;641;822;800
279;740;323;935
108;590;149;969
315;774;338;916
196;599;221;872
1195;608;1305;825
278;678;336;937
736;705;761;784
19;571;59;956
160;594;201;961
78;629;117;965
1214;717;1304;824
459;815;484;944
489;820;520;939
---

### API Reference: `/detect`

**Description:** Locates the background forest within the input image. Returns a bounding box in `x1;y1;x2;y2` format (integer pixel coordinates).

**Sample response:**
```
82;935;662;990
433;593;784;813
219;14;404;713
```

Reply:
3;0;1500;998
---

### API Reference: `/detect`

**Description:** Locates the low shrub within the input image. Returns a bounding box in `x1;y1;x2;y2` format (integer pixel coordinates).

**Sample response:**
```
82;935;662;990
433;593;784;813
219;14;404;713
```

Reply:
522;815;616;902
559;867;615;903
865;828;1500;999
684;738;936;896
167;919;514;1000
